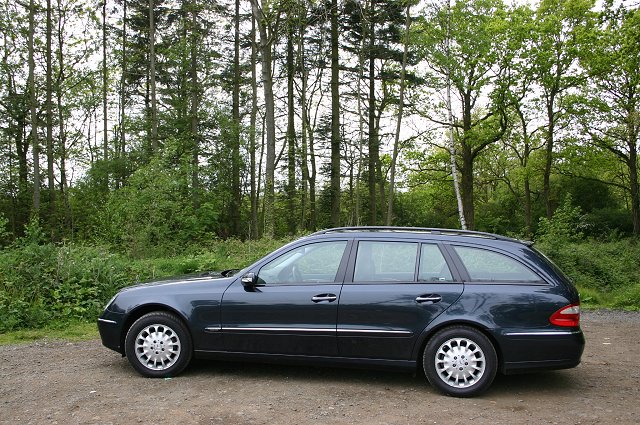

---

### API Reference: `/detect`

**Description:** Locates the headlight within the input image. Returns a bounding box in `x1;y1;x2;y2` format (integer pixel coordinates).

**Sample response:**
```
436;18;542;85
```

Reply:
104;293;119;310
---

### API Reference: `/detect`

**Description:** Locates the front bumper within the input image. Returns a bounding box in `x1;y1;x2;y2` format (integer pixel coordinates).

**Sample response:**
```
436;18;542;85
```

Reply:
97;310;126;355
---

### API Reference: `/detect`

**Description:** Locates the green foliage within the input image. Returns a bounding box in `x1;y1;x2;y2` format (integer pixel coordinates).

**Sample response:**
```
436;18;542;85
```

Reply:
536;196;585;251
536;239;640;310
0;237;286;332
0;213;10;247
100;158;218;257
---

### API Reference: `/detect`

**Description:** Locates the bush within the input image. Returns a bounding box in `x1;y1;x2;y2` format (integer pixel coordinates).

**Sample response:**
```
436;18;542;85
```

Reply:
0;233;288;332
535;238;640;311
536;196;585;252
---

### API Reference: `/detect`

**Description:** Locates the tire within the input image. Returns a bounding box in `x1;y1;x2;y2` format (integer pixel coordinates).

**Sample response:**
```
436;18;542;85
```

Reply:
423;326;497;397
124;311;193;378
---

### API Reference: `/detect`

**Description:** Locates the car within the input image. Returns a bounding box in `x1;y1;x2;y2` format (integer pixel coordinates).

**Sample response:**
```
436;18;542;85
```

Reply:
98;226;585;397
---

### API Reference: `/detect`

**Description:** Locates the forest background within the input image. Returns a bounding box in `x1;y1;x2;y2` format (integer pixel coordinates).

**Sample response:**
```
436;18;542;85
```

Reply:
1;0;639;333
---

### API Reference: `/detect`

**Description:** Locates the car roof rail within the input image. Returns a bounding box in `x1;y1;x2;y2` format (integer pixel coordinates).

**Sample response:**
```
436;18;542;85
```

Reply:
309;226;532;245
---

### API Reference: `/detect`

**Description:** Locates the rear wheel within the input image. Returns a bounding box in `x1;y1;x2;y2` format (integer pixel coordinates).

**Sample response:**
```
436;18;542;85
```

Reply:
423;326;497;397
125;312;192;378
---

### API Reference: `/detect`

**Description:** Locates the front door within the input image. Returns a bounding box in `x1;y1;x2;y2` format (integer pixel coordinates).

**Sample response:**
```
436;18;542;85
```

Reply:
221;240;351;356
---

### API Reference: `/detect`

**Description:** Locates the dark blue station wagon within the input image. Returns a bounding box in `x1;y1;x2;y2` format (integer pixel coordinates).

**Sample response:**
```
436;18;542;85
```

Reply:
98;227;585;397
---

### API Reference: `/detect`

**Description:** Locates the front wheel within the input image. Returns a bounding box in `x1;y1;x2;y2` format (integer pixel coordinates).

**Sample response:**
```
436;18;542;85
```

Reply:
125;311;193;378
423;326;497;397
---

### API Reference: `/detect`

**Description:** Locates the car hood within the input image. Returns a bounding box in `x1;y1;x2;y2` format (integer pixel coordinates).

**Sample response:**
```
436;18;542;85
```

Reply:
126;269;240;289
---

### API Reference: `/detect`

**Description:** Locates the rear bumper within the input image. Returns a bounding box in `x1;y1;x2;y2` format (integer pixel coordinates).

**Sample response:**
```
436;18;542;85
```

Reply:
97;310;126;355
493;328;585;374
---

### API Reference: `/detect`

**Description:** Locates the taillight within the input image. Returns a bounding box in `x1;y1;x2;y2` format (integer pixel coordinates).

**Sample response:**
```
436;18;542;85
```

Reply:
549;304;580;327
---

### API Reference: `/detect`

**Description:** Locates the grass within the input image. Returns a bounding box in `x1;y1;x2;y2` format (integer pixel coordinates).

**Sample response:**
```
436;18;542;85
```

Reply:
0;320;98;345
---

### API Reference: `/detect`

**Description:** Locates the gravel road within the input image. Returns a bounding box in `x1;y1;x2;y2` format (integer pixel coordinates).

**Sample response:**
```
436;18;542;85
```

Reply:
1;311;639;425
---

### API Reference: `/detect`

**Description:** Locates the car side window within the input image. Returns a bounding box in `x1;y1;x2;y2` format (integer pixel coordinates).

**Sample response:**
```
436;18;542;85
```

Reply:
353;241;418;282
418;244;454;282
453;246;542;282
258;241;347;284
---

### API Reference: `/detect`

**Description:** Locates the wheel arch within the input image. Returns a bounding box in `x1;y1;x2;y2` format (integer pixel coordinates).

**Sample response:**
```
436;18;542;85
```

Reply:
413;320;504;374
120;304;192;355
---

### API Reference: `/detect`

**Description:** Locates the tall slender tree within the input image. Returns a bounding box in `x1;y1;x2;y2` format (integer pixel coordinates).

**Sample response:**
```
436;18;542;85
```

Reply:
103;0;109;171
532;0;591;218
46;0;55;222
149;0;158;152
28;0;40;215
231;0;241;233
578;3;640;234
386;1;412;225
330;0;340;226
286;9;297;235
250;0;281;238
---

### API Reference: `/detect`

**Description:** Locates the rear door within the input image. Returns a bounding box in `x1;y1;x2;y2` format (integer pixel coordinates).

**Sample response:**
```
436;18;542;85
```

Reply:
337;240;464;360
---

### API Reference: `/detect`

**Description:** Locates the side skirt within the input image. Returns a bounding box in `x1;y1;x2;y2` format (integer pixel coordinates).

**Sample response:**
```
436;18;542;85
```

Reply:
194;350;416;371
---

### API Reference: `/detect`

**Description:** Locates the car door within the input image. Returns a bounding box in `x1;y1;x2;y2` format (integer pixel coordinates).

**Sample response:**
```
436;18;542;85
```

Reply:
337;240;464;360
220;239;351;356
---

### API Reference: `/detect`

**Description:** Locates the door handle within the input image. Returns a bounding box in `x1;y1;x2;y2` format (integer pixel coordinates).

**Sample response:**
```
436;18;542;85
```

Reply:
416;294;442;304
311;294;337;303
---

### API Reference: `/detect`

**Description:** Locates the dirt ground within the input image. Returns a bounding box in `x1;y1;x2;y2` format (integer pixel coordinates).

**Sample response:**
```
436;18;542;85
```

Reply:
1;310;639;425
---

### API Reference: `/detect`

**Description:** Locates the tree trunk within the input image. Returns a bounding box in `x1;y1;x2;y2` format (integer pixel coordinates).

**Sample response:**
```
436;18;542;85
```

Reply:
28;0;40;215
543;96;555;219
354;2;368;226
119;0;127;188
386;3;410;226
149;0;158;152
460;145;475;230
330;0;340;227
56;0;71;229
367;0;377;225
628;122;640;236
231;0;241;235
103;0;109;170
46;0;55;223
250;0;277;238
190;1;200;208
446;0;466;230
286;21;297;235
249;14;259;239
307;122;317;231
298;34;309;231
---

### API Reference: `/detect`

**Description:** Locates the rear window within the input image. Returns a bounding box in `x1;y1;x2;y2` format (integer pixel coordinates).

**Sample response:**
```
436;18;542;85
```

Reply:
418;244;454;282
453;246;542;283
354;241;418;282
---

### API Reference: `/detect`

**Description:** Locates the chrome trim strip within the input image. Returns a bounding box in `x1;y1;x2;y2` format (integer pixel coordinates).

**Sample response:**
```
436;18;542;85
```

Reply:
222;327;335;333
204;326;222;332
97;318;117;325
504;330;581;336
337;329;413;335
220;327;412;335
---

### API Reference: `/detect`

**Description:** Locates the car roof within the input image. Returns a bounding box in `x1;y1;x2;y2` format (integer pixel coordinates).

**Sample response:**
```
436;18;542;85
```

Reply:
307;226;533;247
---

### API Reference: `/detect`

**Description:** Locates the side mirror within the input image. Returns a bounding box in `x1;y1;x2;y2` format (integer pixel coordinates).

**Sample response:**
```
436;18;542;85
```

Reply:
241;272;257;287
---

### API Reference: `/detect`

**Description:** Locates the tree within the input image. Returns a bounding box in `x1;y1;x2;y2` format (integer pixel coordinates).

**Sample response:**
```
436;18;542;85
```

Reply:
386;0;412;225
531;0;592;219
28;0;40;215
578;3;640;234
330;0;340;227
415;0;511;229
46;0;56;224
149;0;158;152
250;0;282;238
102;0;109;175
231;0;241;233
